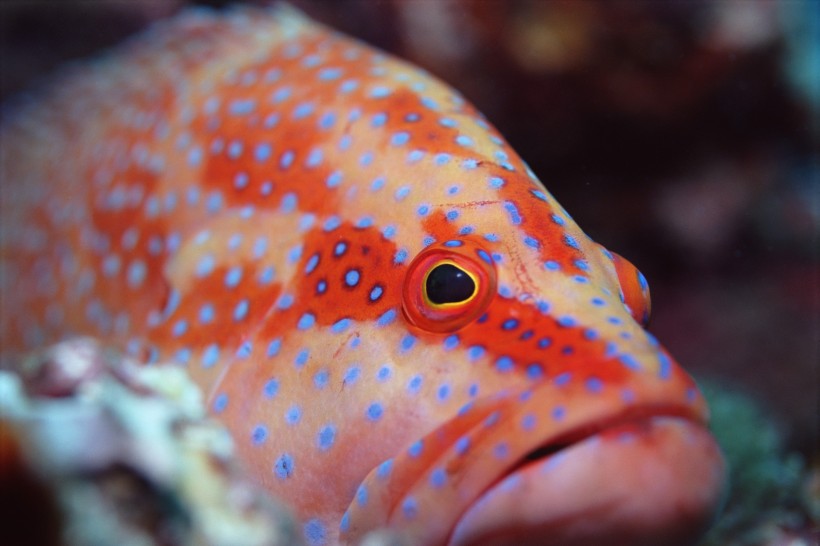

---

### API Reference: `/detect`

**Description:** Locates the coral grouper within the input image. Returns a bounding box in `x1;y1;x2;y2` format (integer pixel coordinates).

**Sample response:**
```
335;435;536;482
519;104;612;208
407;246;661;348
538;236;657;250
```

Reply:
0;5;725;546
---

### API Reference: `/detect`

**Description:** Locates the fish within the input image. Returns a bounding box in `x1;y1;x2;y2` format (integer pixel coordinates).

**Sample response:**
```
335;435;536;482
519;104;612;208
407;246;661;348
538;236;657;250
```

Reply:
0;4;725;546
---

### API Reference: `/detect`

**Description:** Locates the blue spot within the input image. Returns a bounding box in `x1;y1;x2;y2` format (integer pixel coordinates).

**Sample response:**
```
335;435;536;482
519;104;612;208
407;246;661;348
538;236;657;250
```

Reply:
417;204;430;216
263;378;279;398
316;280;327;294
323;216;341;231
306;148;323;167
468;345;485;361
339;79;359;93
557;316;576;327
298;313;315;330
494;442;509;459
318;67;343;81
544;260;561;271
224;266;243;288
439;117;457;127
286;405;302;425
462;158;479;169
252;425;268;445
552;406;566;420
172;320;187;338
279;150;295;169
202;344;219;368
359;151;374;167
356;216;374;228
591;297;606;306
343;366;360;385
271;87;292;103
608;316;623;325
554;372;571;386
407;150;425;163
408;375;422;394
563;234;580;249
332;318;351;333
314;369;329;389
317;425;336;451
620;353;641;370
455;437;470;455
405;113;420;122
489;176;505;188
394;249;408;264
254;143;272;162
459;225;475;235
295;349;309;368
437;384;450;402
281;192;297;212
496;356;514;372
526;364;543;379
550;214;565;226
573;275;589;284
443;335;459;350
422;236;435;247
233;299;249;321
235;342;252;359
370;176;386;191
345;269;360;287
356;484;368;506
267;338;282;357
524;236;540;249
532;189;548;201
274;453;293;479
326;170;343;188
377;308;397;326
455;134;473;147
391;132;410;146
501;318;519;330
435;153;451;165
377;365;392;382
213;393;228;413
340;512;350;533
304;519;326;545
658;353;671;379
395;185;411;201
408;440;423;458
586;377;604;393
402;498;418;520
499;285;514;298
521;414;536;431
400;335;416;352
369;85;392;98
537;337;552;349
503;202;522;225
583;329;599;340
484;233;499;242
371;112;387;127
305;254;320;274
367;402;384;421
430;468;447;488
293;102;314;119
369;285;383;301
334;241;347;256
377;459;393;479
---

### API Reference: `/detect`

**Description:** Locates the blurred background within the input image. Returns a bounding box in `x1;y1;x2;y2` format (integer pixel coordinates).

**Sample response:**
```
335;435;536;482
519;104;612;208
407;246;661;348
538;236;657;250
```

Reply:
1;0;817;543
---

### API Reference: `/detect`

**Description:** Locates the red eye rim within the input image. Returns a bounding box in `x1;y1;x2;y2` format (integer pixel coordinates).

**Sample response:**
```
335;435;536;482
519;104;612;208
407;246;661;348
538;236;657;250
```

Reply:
402;241;497;333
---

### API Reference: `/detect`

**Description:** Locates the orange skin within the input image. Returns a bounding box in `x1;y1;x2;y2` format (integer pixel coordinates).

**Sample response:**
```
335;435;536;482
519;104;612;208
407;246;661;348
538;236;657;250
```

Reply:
0;6;725;546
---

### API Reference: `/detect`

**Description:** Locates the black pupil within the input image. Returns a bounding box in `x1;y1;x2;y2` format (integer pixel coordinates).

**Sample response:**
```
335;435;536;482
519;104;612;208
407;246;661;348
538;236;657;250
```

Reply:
426;263;476;304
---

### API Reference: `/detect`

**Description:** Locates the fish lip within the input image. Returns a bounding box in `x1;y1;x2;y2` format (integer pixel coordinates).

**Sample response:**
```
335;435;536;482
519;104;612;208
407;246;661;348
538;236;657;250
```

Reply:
442;412;726;546
495;402;703;481
444;407;719;546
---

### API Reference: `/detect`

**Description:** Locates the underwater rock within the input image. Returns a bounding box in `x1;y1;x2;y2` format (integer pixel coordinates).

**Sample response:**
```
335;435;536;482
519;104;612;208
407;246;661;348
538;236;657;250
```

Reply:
0;337;304;546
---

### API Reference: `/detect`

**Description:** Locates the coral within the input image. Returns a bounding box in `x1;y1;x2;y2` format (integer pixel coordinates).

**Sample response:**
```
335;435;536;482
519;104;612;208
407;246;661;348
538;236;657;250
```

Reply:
698;380;817;546
0;337;303;546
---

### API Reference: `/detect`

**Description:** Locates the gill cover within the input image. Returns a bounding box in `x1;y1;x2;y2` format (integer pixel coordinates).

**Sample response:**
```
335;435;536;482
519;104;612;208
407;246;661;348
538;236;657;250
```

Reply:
402;240;497;333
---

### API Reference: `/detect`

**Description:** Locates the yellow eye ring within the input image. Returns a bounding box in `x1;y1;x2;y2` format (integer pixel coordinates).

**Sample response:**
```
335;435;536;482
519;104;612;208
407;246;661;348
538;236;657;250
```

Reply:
402;241;496;333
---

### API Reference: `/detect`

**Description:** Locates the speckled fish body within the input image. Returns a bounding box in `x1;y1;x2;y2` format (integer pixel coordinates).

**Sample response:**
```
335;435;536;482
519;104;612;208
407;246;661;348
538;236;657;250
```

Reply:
0;5;724;546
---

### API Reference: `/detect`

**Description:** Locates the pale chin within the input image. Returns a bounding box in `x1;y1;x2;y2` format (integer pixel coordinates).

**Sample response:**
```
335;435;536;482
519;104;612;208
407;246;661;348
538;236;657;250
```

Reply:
447;416;726;546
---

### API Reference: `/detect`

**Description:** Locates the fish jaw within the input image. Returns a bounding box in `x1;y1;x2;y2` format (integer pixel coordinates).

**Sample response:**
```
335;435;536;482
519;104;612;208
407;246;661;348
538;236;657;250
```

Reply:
448;416;725;546
342;370;724;546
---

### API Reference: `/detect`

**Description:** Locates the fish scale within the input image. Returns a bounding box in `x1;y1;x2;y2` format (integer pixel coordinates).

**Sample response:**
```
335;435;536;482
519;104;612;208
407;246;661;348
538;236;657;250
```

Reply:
0;5;724;546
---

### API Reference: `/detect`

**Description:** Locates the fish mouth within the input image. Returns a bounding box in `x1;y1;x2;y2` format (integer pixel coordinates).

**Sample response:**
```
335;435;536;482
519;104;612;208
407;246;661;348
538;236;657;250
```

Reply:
446;409;726;546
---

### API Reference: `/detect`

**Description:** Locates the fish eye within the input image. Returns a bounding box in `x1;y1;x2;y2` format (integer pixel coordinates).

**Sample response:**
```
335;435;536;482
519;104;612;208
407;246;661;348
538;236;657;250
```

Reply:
402;241;496;333
425;262;476;305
